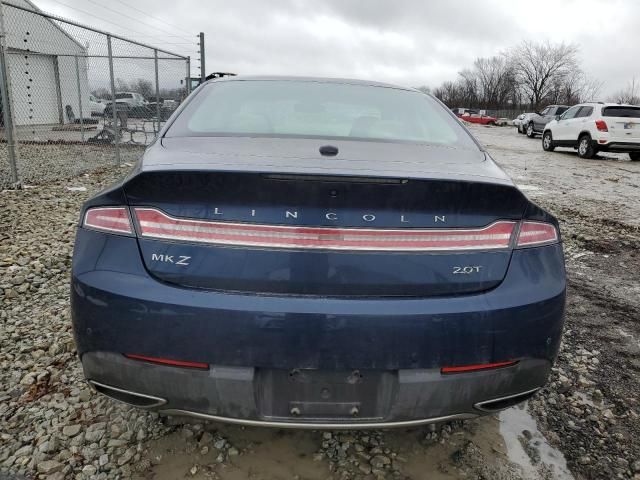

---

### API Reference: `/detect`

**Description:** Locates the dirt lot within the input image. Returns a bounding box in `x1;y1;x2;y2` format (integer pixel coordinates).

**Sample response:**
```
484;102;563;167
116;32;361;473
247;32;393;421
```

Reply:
1;125;639;480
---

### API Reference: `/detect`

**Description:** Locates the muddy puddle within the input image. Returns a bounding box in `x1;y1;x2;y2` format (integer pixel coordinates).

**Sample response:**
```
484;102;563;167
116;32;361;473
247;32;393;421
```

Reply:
136;407;571;480
499;403;574;480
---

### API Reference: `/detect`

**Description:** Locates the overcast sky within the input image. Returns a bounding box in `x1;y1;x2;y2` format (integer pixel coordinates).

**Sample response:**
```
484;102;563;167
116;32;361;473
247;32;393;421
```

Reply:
34;0;639;97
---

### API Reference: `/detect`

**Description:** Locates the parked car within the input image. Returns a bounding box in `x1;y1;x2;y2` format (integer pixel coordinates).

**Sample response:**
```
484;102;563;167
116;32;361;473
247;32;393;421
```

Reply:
104;92;149;118
103;101;130;118
516;113;530;134
460;111;498;125
512;113;525;127
525;105;569;137
163;99;178;109
113;92;147;108
542;102;640;160
71;76;566;428
89;95;106;116
513;113;535;134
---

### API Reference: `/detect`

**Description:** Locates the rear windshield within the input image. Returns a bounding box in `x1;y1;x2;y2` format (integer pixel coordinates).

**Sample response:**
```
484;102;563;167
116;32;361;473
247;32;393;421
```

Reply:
116;93;133;99
602;106;640;118
166;80;477;148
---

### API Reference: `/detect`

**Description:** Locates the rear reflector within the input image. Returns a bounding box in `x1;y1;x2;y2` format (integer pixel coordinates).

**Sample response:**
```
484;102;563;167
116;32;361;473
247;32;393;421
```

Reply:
84;207;133;234
441;360;517;374
124;354;208;370
133;208;517;252
516;221;558;247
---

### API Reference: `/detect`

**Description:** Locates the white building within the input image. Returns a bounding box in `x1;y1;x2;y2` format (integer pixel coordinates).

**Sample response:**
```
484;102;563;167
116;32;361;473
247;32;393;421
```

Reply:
3;0;90;126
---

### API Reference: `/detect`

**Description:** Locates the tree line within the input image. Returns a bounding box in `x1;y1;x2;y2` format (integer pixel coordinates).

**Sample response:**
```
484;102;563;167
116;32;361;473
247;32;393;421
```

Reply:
426;40;640;112
91;78;187;102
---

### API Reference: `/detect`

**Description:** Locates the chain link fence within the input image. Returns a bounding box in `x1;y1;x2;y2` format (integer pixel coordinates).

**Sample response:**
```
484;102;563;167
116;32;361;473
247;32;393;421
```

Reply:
0;0;191;188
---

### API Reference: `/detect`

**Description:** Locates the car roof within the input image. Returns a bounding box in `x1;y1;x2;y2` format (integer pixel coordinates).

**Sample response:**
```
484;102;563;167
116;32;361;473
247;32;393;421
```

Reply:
203;75;419;93
578;102;638;107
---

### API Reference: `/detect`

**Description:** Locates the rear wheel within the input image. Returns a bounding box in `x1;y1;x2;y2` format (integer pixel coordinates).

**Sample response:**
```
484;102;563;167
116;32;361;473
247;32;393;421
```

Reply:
542;131;555;152
577;135;596;159
630;152;640;161
526;122;536;138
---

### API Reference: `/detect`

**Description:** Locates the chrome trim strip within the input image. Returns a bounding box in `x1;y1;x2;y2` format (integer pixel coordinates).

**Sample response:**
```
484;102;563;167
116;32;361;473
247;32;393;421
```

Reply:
89;380;168;409
158;409;477;430
473;387;541;413
133;207;517;252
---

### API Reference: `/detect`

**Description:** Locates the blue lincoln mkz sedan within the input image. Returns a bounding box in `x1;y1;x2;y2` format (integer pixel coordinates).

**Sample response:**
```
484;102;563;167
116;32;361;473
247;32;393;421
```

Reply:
71;76;565;428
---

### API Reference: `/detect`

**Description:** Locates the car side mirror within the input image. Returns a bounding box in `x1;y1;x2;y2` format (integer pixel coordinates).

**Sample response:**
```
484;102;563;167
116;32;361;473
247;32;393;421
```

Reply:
555;115;561;121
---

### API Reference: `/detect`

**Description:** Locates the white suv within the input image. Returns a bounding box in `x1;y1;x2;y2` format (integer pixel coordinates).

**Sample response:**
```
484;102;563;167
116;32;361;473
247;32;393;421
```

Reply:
542;103;640;160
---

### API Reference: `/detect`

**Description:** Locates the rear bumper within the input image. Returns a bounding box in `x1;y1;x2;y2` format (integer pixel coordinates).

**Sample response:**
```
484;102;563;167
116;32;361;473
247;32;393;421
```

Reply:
594;140;640;152
82;352;548;427
71;229;565;425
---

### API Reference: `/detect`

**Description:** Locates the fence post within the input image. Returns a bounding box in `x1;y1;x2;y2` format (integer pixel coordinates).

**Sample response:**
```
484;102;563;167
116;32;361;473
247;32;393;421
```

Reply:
74;55;84;142
106;34;120;165
154;49;160;135
0;0;19;185
186;56;191;95
199;32;205;83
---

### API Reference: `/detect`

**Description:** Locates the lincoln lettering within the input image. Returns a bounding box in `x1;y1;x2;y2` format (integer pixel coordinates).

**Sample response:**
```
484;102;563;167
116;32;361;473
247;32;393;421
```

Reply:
212;208;446;224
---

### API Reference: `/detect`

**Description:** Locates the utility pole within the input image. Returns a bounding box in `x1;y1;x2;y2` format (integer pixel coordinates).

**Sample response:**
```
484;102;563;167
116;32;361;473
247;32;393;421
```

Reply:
198;32;205;83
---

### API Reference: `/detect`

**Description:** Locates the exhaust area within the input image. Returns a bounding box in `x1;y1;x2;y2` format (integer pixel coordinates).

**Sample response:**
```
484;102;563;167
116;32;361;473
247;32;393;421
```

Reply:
89;380;167;409
474;387;541;413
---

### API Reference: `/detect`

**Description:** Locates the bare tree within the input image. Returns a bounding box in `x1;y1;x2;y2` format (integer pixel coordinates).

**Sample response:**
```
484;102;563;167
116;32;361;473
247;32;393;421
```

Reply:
610;77;640;104
433;81;461;106
432;56;516;110
458;69;480;107
508;41;580;109
115;78;130;92
129;79;154;99
576;75;604;103
473;56;517;109
547;71;604;105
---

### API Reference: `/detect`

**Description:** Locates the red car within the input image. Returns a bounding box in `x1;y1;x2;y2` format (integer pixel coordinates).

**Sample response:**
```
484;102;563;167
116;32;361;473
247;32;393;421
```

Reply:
459;110;498;126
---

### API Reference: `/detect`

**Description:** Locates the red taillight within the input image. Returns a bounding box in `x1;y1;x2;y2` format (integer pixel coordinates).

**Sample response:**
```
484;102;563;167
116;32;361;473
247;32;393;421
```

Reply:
133;208;517;252
84;207;133;234
516;221;558;247
441;360;517;374
595;120;608;132
124;354;208;370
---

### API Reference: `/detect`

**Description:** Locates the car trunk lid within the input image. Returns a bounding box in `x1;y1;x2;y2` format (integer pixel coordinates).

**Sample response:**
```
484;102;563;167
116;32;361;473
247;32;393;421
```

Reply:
123;156;528;296
603;106;640;140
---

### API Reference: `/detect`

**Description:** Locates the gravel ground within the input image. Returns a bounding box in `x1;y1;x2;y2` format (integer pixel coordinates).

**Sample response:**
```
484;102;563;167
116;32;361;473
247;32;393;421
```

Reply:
1;125;639;479
0;142;144;188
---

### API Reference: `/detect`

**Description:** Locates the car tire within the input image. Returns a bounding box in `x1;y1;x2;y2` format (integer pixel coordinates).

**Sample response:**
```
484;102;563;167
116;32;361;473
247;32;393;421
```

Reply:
526;122;536;138
629;152;640;161
542;131;555;152
577;134;596;159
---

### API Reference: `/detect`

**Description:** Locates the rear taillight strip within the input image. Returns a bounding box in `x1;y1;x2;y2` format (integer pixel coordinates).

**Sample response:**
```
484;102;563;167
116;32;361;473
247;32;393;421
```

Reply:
516;221;558;247
133;208;516;251
84;207;133;234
